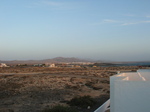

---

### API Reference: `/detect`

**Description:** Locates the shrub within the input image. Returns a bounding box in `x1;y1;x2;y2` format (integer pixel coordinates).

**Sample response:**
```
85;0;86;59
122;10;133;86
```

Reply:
42;105;78;112
68;95;96;108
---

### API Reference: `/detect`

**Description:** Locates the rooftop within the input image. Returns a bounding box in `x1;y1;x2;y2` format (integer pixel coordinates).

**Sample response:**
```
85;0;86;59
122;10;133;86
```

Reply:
114;69;150;81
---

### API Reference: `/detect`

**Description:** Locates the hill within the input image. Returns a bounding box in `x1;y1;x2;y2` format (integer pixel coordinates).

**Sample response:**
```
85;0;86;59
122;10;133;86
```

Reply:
0;57;90;65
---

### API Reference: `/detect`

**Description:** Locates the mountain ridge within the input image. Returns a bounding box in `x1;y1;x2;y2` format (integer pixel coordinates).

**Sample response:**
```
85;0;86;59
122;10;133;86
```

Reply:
0;57;150;65
0;57;91;65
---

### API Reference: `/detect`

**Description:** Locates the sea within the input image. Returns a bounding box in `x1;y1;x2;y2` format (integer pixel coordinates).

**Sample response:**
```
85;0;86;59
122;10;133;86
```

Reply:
116;62;150;67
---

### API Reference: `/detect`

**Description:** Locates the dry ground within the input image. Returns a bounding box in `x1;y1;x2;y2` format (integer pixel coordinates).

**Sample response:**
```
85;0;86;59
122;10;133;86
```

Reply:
0;66;147;112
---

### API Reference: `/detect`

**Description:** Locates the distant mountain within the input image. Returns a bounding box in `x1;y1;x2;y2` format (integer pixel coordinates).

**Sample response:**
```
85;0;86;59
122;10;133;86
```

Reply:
47;57;89;62
0;57;90;65
1;57;150;65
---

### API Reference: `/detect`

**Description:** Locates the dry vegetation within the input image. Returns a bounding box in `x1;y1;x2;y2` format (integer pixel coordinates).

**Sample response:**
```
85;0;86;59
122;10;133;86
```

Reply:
0;66;148;112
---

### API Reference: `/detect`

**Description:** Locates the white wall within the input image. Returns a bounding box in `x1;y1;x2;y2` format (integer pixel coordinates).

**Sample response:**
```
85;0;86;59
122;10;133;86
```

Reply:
110;71;150;112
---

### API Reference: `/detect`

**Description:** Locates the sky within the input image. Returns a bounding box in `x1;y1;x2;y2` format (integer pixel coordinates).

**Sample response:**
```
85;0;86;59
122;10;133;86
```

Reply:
0;0;150;61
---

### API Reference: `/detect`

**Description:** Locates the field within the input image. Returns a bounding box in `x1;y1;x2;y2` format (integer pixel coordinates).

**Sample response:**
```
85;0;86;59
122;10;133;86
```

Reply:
0;66;147;112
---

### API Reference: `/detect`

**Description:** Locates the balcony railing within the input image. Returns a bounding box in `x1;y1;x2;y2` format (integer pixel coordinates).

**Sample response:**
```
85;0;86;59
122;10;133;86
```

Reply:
94;99;110;112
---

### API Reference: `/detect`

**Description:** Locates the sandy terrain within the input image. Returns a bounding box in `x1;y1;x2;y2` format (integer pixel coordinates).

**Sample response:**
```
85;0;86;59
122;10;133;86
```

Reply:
0;66;148;112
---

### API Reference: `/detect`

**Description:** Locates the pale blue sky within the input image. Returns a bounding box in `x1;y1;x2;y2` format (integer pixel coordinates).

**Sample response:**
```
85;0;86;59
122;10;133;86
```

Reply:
0;0;150;61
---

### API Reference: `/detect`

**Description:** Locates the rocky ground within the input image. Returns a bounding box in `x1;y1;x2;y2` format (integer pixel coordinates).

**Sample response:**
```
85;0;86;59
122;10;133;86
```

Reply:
0;66;148;112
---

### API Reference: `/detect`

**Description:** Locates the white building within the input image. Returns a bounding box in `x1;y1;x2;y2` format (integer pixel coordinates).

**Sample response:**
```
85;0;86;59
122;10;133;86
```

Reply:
0;63;8;67
49;63;55;67
94;69;150;112
110;69;150;112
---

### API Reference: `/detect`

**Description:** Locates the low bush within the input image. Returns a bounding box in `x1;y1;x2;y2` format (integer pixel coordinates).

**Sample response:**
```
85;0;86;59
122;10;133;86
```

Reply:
68;95;96;108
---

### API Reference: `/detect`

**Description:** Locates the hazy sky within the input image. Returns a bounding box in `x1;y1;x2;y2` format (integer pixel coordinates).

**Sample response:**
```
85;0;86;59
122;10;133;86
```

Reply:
0;0;150;61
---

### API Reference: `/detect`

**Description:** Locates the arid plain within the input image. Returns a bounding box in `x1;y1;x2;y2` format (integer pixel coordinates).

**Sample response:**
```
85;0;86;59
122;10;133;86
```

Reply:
0;66;148;112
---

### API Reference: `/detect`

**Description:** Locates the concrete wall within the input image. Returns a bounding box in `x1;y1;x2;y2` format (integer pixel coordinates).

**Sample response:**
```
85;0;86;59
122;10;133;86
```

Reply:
110;70;150;112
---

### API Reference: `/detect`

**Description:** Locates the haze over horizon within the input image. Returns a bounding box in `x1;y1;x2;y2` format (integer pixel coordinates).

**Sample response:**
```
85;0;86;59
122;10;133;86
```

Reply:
0;0;150;61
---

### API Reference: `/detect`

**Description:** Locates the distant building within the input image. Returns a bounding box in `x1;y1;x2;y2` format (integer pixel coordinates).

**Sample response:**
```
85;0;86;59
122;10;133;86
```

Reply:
93;66;97;68
0;63;8;67
49;63;55;67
